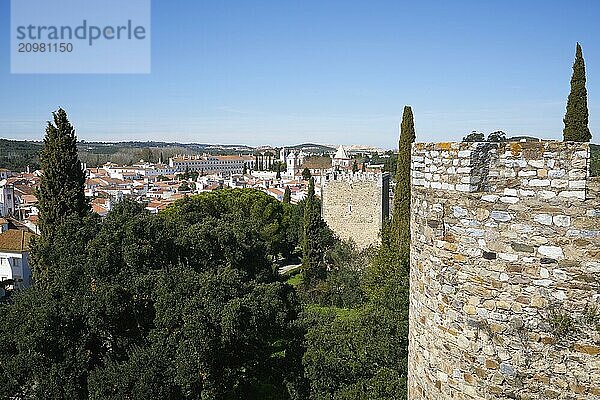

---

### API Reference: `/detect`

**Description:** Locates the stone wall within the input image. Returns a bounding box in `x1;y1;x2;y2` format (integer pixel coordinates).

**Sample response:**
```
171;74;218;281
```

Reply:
409;141;600;400
322;172;390;248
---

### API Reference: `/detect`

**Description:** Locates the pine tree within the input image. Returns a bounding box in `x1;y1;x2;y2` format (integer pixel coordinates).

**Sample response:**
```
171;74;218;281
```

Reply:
36;109;89;238
392;106;416;257
563;43;592;142
283;186;291;203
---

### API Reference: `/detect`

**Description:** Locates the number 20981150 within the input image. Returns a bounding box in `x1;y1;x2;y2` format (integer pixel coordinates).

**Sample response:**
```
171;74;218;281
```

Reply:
18;43;74;53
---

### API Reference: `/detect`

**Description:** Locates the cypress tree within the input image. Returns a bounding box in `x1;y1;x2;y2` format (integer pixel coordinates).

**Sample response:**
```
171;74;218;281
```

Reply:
283;186;291;203
352;160;358;173
302;178;326;284
36;109;89;238
302;167;312;181
563;43;592;142
392;106;416;257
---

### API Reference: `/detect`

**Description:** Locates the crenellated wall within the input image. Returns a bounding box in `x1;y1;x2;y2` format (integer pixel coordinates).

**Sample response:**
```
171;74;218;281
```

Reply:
408;141;600;400
321;172;390;248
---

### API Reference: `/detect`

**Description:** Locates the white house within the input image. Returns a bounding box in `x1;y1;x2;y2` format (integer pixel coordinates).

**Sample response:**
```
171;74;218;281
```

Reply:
0;229;35;289
0;180;15;217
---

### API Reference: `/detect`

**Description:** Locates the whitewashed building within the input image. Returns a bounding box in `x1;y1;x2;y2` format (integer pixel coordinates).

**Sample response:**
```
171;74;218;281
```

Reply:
0;229;34;289
0;180;15;217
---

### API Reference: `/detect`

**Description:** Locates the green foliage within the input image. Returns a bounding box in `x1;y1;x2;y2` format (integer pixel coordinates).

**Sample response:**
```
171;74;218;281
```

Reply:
0;139;41;171
178;181;192;192
0;191;306;399
487;130;507;142
351;160;358;173
564;43;592;142
285;271;304;287
32;109;91;282
305;241;366;309
301;167;312;181
137;147;156;163
283;186;292;203
162;189;299;277
591;144;599;177
548;310;577;336
583;303;600;332
177;170;199;181
302;300;408;400
36;109;90;238
392;106;415;257
301;204;410;399
301;178;334;289
462;131;484;142
370;150;397;176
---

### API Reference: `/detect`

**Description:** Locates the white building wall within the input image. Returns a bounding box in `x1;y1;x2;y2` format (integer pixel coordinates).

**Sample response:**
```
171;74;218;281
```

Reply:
0;252;31;289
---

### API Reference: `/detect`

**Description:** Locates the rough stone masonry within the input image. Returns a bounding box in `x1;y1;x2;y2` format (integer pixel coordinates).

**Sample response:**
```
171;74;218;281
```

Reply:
321;172;390;249
408;141;600;400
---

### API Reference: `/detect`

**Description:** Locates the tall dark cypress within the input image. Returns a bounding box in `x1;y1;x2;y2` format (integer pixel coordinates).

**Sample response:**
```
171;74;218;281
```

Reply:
36;109;89;237
392;106;416;257
563;43;592;142
283;186;291;203
302;177;326;284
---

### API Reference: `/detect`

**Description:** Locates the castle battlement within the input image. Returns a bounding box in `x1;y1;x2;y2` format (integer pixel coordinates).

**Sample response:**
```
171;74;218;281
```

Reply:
412;141;593;199
321;172;390;249
408;141;600;400
324;171;390;186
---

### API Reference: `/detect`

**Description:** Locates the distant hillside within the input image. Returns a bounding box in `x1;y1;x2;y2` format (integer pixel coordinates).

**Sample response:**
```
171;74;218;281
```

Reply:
284;143;336;154
0;139;261;170
0;139;42;171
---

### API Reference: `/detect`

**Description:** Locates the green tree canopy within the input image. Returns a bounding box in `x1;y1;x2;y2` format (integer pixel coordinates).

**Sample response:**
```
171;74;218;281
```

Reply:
462;131;484;142
301;167;312;181
0;191;306;399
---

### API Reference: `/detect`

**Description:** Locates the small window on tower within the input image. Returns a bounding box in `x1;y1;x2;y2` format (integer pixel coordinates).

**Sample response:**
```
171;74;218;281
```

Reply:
348;204;353;214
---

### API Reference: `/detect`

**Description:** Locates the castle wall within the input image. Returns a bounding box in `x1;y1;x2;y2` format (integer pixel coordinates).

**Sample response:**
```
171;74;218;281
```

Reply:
322;172;389;248
409;141;600;400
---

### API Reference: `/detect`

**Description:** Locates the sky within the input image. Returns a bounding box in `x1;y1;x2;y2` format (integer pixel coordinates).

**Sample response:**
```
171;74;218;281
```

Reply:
1;0;599;148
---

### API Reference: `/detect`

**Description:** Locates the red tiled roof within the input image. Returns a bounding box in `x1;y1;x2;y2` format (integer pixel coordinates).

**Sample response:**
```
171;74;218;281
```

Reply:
0;229;35;252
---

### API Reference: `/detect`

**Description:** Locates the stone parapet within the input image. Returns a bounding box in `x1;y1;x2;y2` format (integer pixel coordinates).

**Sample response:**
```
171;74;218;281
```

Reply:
408;141;600;400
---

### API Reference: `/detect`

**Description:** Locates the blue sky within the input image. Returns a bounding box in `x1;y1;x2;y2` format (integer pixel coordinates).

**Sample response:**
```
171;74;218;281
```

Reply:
1;0;599;148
